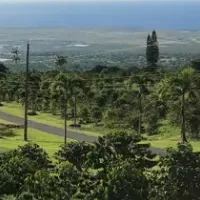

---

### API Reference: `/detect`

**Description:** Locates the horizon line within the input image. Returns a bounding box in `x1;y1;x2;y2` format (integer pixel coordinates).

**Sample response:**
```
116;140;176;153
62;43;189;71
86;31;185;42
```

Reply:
1;0;200;3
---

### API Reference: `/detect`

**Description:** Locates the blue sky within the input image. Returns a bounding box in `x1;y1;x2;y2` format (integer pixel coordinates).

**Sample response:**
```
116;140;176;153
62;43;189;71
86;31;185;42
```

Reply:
2;0;200;2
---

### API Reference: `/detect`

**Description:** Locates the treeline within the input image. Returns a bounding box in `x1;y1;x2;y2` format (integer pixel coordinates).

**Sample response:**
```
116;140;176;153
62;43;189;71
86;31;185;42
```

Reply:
0;131;200;200
0;30;200;143
1;62;200;142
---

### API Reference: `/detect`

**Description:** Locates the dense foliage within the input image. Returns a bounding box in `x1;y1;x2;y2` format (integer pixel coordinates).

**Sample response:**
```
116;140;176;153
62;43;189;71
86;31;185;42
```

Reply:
1;63;200;142
0;134;199;199
0;30;199;143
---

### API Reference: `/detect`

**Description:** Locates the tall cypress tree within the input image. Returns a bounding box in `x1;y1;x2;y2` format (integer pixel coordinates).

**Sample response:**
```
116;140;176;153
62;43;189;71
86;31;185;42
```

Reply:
146;30;159;69
146;34;152;65
151;30;159;64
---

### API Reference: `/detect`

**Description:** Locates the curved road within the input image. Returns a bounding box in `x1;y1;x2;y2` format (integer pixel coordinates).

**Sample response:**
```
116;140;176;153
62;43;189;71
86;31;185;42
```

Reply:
0;111;166;155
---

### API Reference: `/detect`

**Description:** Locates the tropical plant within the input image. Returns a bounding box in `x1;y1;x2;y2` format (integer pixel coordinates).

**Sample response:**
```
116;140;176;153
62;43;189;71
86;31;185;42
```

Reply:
54;54;68;70
150;143;200;200
158;68;198;142
11;48;20;64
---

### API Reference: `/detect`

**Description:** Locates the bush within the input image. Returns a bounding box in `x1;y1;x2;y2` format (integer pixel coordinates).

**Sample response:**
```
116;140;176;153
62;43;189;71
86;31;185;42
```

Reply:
150;143;200;200
86;131;156;170
0;156;36;196
103;159;149;200
55;141;93;171
23;170;70;200
17;143;52;169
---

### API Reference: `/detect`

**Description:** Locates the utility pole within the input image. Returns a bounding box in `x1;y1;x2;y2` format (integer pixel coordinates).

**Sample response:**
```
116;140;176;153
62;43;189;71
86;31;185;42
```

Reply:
24;42;30;141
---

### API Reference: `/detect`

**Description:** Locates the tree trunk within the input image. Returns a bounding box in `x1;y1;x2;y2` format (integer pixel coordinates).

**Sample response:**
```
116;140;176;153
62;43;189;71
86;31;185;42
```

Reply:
138;86;142;134
74;94;77;125
181;91;187;143
64;101;67;146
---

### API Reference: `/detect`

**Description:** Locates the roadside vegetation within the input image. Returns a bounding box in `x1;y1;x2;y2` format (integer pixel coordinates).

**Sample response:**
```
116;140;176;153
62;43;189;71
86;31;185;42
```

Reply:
0;132;200;200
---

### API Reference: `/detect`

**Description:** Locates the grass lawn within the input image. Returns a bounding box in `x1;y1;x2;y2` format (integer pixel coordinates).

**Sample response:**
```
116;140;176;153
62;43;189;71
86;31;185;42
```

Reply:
0;118;16;125
144;120;200;152
0;119;73;158
0;102;103;137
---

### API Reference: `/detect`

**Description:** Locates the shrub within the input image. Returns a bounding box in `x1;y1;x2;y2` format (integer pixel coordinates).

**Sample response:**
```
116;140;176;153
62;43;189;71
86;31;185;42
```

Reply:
55;141;93;171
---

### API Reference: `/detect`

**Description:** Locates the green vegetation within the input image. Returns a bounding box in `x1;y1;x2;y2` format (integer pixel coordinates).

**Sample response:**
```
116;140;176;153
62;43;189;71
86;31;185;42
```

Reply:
1;28;200;199
0;131;200;199
0;30;200;150
2;29;200;72
146;30;159;68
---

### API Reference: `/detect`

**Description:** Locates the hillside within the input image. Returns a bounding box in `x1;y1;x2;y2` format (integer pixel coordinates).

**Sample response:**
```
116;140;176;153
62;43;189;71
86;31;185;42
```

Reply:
1;29;200;71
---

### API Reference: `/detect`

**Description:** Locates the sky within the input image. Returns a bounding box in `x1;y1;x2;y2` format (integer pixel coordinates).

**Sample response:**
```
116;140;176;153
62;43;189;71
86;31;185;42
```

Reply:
2;0;200;2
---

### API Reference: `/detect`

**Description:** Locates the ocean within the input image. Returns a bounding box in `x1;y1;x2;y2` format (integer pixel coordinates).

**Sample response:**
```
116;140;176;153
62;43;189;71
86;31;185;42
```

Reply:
0;1;200;30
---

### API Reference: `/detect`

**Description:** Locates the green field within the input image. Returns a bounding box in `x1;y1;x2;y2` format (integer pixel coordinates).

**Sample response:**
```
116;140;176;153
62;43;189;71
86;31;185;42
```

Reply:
142;120;200;152
0;118;73;158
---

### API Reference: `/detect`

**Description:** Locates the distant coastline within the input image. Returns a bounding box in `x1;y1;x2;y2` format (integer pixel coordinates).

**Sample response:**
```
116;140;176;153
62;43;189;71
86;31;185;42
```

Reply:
0;2;200;30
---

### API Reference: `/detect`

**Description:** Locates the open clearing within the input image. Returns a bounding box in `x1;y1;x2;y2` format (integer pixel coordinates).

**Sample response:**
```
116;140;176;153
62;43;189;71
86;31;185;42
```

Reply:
0;118;73;157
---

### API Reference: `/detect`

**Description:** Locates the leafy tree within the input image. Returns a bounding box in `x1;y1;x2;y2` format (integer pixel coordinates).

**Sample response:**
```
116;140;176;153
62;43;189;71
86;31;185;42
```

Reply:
17;143;51;169
23;170;70;200
158;68;198;142
150;143;200;200
128;72;152;134
55;162;81;196
17;192;35;200
87;131;156;170
69;75;84;125
103;159;149;200
0;156;36;196
91;106;102;125
0;195;16;200
50;72;70;116
79;106;91;123
28;72;41;114
55;141;93;171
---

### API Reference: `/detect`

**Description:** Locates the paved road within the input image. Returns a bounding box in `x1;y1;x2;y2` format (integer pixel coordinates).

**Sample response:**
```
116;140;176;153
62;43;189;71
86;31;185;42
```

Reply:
0;111;166;155
0;111;95;143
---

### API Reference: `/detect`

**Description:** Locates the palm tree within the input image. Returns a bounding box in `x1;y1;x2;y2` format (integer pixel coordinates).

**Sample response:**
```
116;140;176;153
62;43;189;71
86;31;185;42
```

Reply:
11;48;20;64
54;54;68;70
70;75;84;126
51;73;70;146
128;72;152;134
158;68;198;143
